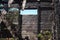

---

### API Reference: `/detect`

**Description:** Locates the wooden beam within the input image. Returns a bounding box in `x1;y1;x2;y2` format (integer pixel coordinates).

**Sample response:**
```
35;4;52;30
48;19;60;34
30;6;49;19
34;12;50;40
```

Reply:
40;7;54;10
40;0;52;2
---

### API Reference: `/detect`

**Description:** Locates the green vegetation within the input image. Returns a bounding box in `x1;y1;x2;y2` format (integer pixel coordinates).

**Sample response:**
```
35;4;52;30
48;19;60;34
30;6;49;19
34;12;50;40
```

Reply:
0;38;14;40
37;30;52;40
0;38;6;40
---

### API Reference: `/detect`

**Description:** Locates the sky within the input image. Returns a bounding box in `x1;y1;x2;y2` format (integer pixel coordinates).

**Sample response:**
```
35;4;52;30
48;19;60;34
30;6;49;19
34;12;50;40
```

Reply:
20;9;38;15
